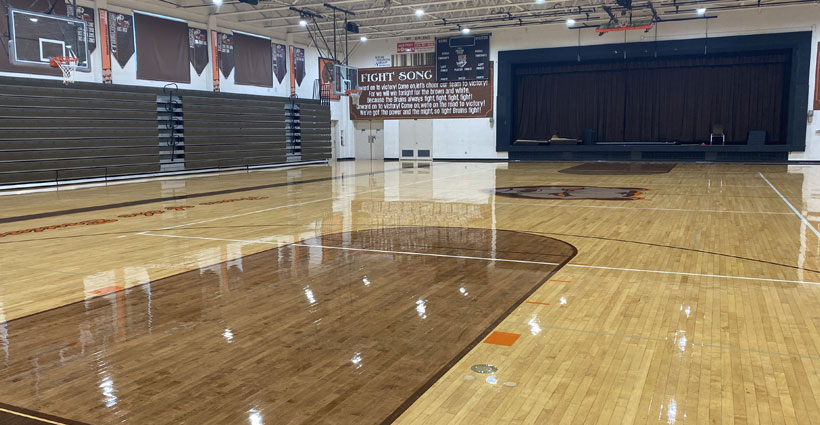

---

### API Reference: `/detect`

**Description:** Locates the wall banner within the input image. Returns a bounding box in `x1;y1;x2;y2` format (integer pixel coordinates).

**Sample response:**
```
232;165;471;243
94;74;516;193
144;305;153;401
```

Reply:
350;64;493;120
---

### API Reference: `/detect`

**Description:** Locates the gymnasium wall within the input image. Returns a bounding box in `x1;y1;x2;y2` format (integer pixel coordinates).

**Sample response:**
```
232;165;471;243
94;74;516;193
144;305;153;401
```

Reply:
347;6;820;161
0;0;321;100
0;0;333;186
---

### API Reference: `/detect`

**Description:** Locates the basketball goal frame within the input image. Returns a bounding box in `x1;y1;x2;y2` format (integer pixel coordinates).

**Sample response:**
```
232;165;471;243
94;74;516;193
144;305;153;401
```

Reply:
7;7;91;72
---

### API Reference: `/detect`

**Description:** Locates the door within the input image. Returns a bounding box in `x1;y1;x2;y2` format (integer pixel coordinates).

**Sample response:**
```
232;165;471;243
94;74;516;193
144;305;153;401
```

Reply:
354;120;384;160
399;119;433;160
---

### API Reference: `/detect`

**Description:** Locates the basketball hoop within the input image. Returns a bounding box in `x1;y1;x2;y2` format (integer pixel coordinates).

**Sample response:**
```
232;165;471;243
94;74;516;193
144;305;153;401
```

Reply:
50;56;79;84
346;89;363;106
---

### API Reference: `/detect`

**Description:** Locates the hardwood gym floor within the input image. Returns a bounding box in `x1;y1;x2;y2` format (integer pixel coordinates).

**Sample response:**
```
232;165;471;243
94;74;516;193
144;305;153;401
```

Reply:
0;161;818;424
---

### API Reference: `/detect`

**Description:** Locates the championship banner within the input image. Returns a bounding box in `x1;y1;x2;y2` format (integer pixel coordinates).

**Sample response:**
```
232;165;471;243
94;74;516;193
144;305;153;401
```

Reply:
273;43;287;84
66;2;96;53
293;47;305;86
108;12;134;68
350;64;493;120
217;33;234;77
319;58;340;100
189;28;209;76
211;31;220;92
98;10;112;84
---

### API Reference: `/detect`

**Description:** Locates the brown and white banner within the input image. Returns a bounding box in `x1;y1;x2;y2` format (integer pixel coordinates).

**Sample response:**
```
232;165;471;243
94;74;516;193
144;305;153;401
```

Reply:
66;2;96;53
189;28;209;76
273;43;287;84
108;12;134;69
350;64;493;120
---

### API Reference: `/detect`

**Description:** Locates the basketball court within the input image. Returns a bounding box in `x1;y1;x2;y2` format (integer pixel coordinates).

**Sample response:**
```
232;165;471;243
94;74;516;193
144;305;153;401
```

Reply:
1;1;820;424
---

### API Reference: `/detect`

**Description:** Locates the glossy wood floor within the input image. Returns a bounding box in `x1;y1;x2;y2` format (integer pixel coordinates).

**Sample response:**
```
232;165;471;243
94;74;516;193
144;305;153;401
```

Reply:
0;161;819;424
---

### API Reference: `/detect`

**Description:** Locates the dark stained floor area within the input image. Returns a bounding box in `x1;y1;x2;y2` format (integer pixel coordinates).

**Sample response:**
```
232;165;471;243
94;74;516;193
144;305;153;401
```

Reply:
559;162;677;175
0;402;87;425
0;227;575;425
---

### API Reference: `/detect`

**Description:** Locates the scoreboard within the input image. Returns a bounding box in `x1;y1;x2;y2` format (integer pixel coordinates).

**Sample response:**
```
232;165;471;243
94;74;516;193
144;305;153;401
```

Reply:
435;34;490;82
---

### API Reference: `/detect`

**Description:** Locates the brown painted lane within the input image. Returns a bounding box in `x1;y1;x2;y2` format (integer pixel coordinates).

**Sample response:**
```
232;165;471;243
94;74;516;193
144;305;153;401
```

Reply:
0;227;575;425
0;403;89;425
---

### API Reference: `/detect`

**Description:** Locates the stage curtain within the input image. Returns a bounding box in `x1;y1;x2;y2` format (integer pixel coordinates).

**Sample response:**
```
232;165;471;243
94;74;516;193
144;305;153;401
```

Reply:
234;32;273;88
134;13;190;84
514;52;789;144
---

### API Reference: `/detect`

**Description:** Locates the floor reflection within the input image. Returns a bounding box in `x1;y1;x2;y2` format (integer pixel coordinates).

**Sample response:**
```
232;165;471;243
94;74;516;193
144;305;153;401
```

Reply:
0;227;575;425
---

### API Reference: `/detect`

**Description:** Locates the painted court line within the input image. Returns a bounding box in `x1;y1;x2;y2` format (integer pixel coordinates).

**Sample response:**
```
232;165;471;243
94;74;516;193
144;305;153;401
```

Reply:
505;320;820;361
0;407;67;425
759;172;820;239
139;232;287;245
495;202;792;215
148;168;488;232
137;233;820;286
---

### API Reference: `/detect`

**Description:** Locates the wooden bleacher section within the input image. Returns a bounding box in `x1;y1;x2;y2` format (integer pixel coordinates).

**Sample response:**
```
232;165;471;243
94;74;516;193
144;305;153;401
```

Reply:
0;76;331;186
299;102;332;162
182;93;289;170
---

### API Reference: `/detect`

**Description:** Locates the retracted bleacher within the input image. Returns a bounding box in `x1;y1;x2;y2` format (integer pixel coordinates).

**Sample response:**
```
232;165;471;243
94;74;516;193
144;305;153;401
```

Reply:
0;76;331;186
0;77;159;185
298;101;332;162
182;93;290;170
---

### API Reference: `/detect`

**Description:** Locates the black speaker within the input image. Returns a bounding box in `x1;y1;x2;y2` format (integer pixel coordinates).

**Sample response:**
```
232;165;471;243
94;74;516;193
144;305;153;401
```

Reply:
748;130;766;146
582;128;596;145
346;22;359;33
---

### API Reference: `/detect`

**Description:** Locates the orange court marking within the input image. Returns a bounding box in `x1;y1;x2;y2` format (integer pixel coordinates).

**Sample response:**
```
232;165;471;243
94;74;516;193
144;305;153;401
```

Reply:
90;286;125;296
483;331;521;347
525;301;551;306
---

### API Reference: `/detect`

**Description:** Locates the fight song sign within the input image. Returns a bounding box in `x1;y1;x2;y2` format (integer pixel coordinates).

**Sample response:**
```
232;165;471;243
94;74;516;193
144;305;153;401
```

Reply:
350;64;493;120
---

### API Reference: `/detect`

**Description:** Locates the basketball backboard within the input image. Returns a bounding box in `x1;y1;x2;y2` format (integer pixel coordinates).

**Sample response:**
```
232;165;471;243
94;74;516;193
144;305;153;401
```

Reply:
8;8;90;71
333;64;359;95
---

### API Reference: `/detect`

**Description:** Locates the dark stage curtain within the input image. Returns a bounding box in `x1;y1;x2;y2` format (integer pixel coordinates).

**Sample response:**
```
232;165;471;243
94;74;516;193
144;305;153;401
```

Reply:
134;13;191;84
234;32;273;88
513;53;790;144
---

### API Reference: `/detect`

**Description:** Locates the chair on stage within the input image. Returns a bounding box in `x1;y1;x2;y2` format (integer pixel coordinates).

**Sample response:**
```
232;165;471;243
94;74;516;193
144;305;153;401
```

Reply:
710;124;725;145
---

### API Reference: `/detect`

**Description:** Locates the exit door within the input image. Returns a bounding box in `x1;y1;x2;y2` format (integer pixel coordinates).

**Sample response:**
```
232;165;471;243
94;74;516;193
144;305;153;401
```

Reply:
354;120;384;160
399;119;433;160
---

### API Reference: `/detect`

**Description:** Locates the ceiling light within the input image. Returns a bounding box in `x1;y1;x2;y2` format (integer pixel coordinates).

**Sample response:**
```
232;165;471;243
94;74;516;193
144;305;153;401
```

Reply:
535;0;545;3
213;0;222;5
566;18;576;26
696;7;706;14
360;36;367;42
29;17;38;23
299;19;308;26
415;9;425;17
461;27;471;34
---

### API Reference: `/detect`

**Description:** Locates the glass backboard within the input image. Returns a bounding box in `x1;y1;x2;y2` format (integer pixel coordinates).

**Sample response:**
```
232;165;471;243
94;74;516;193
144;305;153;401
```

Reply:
8;7;90;71
333;64;359;95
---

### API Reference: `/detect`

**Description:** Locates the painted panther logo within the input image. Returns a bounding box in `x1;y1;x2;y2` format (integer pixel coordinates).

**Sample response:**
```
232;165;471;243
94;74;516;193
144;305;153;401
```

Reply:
492;186;647;200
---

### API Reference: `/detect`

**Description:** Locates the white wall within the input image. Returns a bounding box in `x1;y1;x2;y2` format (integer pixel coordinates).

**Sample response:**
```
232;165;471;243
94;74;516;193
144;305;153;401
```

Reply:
1;0;320;100
341;5;820;160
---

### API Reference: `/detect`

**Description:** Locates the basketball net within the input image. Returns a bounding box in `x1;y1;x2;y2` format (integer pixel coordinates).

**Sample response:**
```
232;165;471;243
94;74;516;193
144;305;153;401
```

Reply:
346;89;362;106
50;56;79;85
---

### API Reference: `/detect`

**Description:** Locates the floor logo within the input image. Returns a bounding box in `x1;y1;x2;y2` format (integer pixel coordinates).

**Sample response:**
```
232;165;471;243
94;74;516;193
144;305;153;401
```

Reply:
493;186;647;200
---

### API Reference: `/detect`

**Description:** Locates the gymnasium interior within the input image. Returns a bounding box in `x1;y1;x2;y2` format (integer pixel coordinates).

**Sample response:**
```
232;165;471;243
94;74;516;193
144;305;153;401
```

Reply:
1;0;820;424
